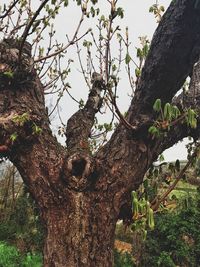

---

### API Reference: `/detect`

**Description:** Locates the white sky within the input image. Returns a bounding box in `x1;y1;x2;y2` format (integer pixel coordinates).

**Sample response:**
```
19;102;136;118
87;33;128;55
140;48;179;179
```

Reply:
0;0;189;161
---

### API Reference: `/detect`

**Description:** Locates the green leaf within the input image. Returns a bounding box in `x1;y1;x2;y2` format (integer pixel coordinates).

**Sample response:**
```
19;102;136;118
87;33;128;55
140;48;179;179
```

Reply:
153;99;162;112
186;108;197;128
32;123;42;135
147;208;155;230
160;5;165;12
103;123;112;131
172;105;181;119
83;40;92;48
10;132;18;142
191;118;197;129
135;68;141;78
148;126;158;134
116;7;124;19
136;48;143;60
131;191;137;200
148;126;160;138
79;98;84;108
96;8;100;15
91;0;98;4
12;112;30;126
143;179;148;189
125;53;131;64
164;103;172;120
100;15;105;21
112;64;117;72
3;71;14;79
75;0;81;6
149;6;154;13
63;0;68;7
158;154;165;162
90;6;95;17
143;43;149;57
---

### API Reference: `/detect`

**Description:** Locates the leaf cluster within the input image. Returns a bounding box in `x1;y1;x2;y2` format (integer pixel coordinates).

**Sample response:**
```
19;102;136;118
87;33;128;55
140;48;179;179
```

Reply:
149;99;198;139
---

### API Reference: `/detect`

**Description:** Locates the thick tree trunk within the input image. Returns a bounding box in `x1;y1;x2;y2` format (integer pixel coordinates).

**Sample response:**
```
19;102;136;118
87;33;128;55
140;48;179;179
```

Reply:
42;200;117;267
37;145;147;267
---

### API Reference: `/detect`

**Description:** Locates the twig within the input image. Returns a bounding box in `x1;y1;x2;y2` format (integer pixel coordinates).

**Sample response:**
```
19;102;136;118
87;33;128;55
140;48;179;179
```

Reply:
34;13;89;63
0;0;20;19
104;5;113;83
76;42;91;89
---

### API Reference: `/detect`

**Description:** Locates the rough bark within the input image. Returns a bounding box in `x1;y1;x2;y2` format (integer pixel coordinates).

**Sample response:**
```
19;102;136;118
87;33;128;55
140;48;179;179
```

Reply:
41;193;118;267
0;1;200;266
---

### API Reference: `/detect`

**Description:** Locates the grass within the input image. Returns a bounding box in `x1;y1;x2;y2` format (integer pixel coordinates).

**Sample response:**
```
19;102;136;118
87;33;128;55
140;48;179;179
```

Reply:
0;242;42;267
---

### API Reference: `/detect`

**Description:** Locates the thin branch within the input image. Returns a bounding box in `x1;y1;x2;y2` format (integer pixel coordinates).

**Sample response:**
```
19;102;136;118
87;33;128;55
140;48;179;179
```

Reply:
34;13;89;63
151;144;199;211
18;0;50;62
76;42;91;89
106;83;136;130
0;0;20;19
104;4;113;83
58;58;80;104
57;105;65;126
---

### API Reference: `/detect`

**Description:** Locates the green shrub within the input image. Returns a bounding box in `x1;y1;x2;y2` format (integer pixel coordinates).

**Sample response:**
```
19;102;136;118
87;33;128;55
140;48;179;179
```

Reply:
0;189;44;253
140;194;200;267
0;242;21;267
114;249;135;267
22;252;42;267
157;252;176;267
0;242;42;267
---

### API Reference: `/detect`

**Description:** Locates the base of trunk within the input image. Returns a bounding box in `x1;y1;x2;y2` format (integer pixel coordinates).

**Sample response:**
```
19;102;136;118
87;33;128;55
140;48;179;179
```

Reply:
42;195;117;267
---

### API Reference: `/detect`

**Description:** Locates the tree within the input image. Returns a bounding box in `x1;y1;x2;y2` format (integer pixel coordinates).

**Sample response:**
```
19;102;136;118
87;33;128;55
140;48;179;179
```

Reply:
0;0;199;266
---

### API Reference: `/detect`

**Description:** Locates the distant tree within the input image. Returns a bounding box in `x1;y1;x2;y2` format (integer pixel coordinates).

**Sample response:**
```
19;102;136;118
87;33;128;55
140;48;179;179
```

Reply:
0;164;20;217
0;0;199;266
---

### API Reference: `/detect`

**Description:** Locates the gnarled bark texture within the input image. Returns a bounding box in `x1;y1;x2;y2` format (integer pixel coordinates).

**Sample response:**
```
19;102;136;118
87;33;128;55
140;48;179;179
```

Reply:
0;0;200;266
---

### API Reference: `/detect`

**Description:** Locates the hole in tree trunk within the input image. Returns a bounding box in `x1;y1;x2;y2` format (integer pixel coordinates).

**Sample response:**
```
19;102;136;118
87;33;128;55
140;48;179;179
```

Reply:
71;158;87;177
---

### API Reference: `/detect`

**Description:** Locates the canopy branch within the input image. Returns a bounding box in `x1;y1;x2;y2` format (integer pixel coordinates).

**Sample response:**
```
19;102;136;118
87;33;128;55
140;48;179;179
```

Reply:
0;39;65;199
127;0;200;126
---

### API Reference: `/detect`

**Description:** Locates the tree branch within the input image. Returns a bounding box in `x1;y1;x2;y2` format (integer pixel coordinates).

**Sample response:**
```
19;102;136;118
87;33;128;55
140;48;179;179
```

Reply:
65;72;105;151
152;59;200;159
0;39;65;205
127;0;200;126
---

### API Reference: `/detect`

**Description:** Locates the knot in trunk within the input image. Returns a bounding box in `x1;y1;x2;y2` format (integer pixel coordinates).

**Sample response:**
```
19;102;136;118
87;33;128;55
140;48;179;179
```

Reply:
62;152;99;191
